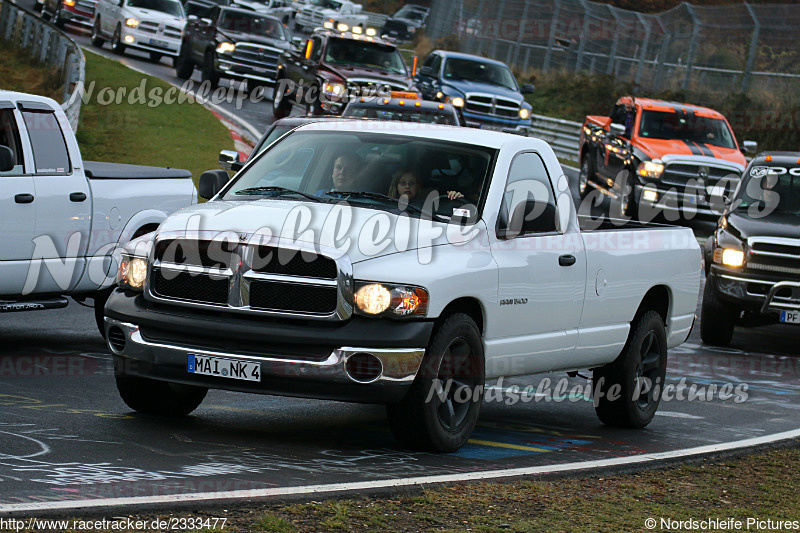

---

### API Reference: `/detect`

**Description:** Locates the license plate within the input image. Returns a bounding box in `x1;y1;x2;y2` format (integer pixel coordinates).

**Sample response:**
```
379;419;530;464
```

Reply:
149;38;168;47
481;124;504;132
188;354;261;382
780;311;800;324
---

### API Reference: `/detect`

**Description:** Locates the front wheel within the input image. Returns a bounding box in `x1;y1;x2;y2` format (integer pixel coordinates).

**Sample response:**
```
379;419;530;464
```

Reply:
386;313;484;452
91;18;105;47
111;24;126;55
272;73;292;119
149;51;163;63
700;280;737;346
174;43;194;80
93;287;113;338
116;375;207;416
201;51;219;89
593;310;667;428
578;153;593;199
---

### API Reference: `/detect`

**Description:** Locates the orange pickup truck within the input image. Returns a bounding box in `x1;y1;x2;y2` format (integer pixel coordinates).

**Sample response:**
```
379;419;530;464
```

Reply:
578;97;757;219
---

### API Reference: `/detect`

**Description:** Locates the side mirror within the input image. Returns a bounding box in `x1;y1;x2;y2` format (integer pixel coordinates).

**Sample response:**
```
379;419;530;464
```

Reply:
418;65;433;78
521;83;535;94
291;36;304;48
742;140;758;154
498;199;558;238
0;145;14;172
609;123;626;137
198;169;230;200
218;149;243;171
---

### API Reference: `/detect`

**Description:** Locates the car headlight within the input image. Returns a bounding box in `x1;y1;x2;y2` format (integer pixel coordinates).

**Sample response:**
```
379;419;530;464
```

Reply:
117;253;148;291
366;27;377;36
444;96;464;107
519;108;530;120
712;231;745;268
125;17;139;28
354;282;429;318
323;82;346;96
216;42;236;54
637;160;665;179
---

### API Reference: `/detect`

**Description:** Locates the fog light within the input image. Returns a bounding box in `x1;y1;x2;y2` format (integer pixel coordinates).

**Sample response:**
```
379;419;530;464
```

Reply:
642;189;658;202
124;35;135;43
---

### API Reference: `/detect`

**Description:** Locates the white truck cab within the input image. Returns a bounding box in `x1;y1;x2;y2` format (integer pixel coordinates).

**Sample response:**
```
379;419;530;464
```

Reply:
104;122;701;452
294;0;367;33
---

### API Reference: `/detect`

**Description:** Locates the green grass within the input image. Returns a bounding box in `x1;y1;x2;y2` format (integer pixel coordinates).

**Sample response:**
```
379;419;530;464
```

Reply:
75;49;234;184
0;41;63;100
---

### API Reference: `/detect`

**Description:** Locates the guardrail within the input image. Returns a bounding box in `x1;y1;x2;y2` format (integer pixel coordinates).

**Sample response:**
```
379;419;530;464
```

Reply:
0;0;85;131
364;11;388;30
530;114;581;162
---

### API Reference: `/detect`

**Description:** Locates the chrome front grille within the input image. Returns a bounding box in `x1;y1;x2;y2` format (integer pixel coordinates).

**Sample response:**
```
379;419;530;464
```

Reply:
138;21;182;39
149;238;350;320
74;0;96;16
465;93;520;119
661;163;738;188
346;78;407;96
746;238;800;279
230;43;281;74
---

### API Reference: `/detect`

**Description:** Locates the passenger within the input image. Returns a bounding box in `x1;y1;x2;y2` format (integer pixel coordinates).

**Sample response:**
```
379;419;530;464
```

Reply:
388;168;464;202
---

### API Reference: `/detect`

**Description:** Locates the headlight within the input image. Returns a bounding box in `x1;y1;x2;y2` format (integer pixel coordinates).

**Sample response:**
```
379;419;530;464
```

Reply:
366;27;377;36
337;23;349;32
323;82;346;96
117;253;148;291
637;161;665;179
354;282;429;318
519;108;530;120
216;42;236;54
445;96;464;107
125;18;139;28
435;91;443;99
714;248;745;268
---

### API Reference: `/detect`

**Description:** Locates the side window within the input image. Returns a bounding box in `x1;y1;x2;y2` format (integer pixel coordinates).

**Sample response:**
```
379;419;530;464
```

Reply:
309;36;323;62
21;110;71;175
499;152;557;237
0;108;25;176
429;55;441;76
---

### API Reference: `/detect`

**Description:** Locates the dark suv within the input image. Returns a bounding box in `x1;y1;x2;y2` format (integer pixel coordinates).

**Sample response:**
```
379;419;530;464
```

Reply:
701;152;800;345
175;4;290;91
272;27;416;118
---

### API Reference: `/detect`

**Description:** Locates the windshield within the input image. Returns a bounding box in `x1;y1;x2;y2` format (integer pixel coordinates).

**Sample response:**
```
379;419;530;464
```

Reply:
223;131;495;221
307;0;340;8
343;104;458;125
638;110;736;149
127;0;183;16
325;38;407;75
442;58;518;91
735;164;800;215
219;12;285;39
395;6;425;21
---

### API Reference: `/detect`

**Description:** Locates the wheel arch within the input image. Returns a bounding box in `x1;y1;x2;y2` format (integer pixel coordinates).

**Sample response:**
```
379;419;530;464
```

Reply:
635;284;671;326
435;297;485;335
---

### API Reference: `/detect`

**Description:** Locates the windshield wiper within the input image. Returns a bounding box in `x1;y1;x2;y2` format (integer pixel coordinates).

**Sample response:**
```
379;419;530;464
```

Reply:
234;186;324;202
323;191;448;221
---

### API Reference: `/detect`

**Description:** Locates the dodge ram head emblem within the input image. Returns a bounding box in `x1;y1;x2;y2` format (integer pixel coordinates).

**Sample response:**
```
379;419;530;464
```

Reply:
698;166;709;180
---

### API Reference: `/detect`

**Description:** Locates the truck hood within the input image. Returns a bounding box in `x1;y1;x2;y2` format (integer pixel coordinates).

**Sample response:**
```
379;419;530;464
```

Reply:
441;80;523;102
634;137;746;166
218;29;290;49
126;8;184;26
156;199;477;263
327;66;413;89
725;209;800;241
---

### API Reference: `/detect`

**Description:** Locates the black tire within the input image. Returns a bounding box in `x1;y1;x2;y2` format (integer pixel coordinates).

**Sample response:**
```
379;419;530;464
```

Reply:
305;84;321;116
201;51;219;89
93;287;113;339
700;280;737;346
272;73;292;119
149;51;163;63
614;171;639;221
111;24;126;55
174;43;194;80
116;375;207;416
578;152;593;199
593;310;667;428
53;10;66;29
91;18;105;47
386;313;484;452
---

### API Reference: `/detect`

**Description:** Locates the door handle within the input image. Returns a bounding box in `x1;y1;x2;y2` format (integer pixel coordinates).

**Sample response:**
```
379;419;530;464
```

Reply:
14;193;34;204
559;254;576;267
70;192;87;202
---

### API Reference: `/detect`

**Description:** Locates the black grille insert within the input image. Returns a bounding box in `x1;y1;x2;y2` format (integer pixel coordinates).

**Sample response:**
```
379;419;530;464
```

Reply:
152;268;230;304
249;281;337;314
251;246;337;279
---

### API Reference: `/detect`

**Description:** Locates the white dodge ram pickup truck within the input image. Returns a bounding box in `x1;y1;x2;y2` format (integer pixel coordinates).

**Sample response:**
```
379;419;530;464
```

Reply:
0;91;196;334
293;0;367;33
104;122;700;452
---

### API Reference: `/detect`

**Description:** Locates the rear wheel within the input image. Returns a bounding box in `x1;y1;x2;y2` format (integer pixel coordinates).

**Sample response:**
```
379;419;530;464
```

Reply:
201;51;219;89
700;279;737;346
116;375;207;416
91;18;105;47
386;313;484;452
174;43;194;80
594;310;667;428
111;24;126;55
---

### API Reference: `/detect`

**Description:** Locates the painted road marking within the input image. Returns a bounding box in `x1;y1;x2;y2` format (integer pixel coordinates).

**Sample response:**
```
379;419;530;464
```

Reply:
2;428;799;513
655;411;704;419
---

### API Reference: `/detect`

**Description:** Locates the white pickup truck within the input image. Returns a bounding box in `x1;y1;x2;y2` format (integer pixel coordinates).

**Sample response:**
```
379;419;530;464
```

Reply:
0;91;197;334
103;122;700;452
293;0;368;33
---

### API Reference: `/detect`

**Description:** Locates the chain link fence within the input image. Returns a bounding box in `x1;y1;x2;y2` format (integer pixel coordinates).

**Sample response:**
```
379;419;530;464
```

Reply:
0;0;85;130
426;0;800;102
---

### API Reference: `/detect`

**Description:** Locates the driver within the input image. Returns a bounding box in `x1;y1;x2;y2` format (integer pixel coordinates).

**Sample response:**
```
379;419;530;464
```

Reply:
316;153;362;196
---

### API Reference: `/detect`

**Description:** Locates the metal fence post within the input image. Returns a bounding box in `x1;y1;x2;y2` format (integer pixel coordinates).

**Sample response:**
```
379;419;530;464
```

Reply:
681;3;700;91
634;13;651;87
510;0;530;67
741;3;760;94
542;0;561;71
605;6;620;75
575;0;591;73
489;0;506;58
473;0;486;55
652;32;671;92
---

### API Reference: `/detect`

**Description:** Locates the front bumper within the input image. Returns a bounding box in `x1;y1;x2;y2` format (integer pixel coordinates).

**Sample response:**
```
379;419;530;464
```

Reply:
104;290;433;403
120;26;181;56
59;5;93;26
637;184;726;218
463;111;531;136
709;268;800;315
214;54;277;85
